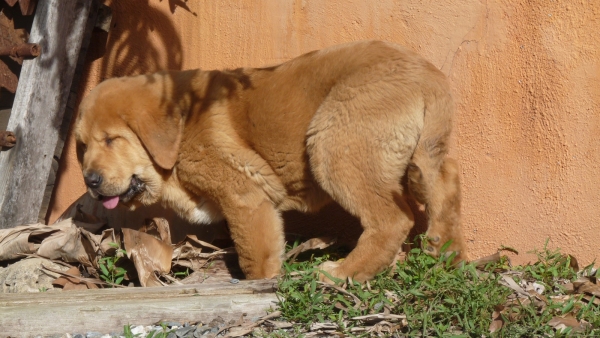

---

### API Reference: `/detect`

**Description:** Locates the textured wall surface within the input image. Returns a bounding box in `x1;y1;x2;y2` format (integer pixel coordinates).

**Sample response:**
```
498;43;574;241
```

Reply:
48;0;600;266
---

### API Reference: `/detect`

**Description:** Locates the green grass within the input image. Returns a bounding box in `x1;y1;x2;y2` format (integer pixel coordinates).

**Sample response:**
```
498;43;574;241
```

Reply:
122;323;175;338
275;238;600;337
98;242;128;286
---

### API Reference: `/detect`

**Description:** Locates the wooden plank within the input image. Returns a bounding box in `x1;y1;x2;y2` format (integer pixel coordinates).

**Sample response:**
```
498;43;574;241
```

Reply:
0;280;278;336
38;0;100;222
0;0;96;228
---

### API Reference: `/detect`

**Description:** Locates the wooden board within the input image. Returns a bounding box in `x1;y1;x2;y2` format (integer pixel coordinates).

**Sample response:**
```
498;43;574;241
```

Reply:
0;0;97;228
38;0;101;222
0;279;278;336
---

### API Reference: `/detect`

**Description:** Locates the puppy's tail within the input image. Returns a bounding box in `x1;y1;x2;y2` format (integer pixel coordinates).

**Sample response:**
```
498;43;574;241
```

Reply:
407;81;454;205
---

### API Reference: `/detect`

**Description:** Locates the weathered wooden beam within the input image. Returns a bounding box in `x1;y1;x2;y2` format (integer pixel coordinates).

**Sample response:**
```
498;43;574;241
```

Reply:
0;0;97;228
39;0;101;222
0;280;278;336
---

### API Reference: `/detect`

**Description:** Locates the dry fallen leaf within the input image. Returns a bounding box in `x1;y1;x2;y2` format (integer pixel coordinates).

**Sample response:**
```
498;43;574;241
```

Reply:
44;264;108;288
265;320;293;329
310;322;338;331
499;274;530;297
139;217;171;243
172;235;225;271
99;228;120;256
122;228;173;287
579;282;600;305
488;310;504;333
51;265;99;290
284;237;336;261
471;252;502;268
0;219;106;269
185;234;225;252
37;220;101;267
548;315;591;333
566;254;579;272
0;222;66;260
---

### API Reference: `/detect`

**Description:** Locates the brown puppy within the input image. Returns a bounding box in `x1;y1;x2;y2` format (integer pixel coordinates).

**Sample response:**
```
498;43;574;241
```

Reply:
75;40;467;282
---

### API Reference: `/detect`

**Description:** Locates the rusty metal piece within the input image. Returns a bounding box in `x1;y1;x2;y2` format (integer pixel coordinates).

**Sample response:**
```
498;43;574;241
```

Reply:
3;0;38;16
0;10;26;94
0;130;16;148
0;42;40;58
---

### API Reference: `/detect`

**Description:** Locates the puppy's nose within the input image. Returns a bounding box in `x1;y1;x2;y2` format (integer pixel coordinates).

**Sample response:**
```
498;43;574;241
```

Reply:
84;171;103;189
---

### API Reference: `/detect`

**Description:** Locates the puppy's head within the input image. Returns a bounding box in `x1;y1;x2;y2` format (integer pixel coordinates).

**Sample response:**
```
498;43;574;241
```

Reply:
74;74;184;209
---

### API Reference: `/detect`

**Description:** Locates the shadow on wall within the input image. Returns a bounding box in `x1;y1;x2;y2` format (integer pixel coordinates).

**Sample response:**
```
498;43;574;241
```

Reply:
164;0;197;16
96;0;185;79
46;1;186;223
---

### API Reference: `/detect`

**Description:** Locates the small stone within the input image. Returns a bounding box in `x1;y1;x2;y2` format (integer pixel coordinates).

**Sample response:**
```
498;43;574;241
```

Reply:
194;325;211;337
175;326;195;338
149;329;166;337
208;317;225;326
165;321;183;328
0;258;70;293
532;282;545;294
230;278;240;284
85;332;103;338
72;334;84;338
129;325;147;335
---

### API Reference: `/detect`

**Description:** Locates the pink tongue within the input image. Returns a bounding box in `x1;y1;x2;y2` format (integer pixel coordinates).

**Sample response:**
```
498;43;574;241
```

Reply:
102;196;120;209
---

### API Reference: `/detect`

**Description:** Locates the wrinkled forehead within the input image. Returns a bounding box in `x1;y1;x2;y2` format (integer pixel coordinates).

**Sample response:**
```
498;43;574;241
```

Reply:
75;94;122;143
75;78;143;142
75;74;169;143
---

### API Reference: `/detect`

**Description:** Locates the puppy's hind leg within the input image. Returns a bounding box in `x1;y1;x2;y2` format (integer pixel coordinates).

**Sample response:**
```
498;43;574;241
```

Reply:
408;156;468;261
307;100;418;283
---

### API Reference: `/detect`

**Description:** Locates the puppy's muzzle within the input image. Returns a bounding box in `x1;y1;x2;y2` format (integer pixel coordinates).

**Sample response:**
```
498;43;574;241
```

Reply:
84;171;102;189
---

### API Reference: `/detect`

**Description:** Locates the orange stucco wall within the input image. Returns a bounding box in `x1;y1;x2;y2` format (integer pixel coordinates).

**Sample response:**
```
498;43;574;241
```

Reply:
48;0;600;266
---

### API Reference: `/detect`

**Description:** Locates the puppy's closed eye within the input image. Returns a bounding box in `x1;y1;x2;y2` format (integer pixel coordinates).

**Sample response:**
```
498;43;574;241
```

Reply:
105;137;114;146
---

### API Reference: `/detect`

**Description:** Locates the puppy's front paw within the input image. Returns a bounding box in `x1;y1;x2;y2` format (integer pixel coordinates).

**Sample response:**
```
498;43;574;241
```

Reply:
423;235;468;264
318;261;344;284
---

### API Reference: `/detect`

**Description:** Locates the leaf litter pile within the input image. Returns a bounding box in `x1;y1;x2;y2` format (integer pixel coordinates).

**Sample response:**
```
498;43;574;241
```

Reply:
0;207;230;290
0;207;599;337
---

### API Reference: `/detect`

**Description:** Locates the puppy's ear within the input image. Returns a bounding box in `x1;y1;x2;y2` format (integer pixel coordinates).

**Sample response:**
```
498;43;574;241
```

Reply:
130;110;183;170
